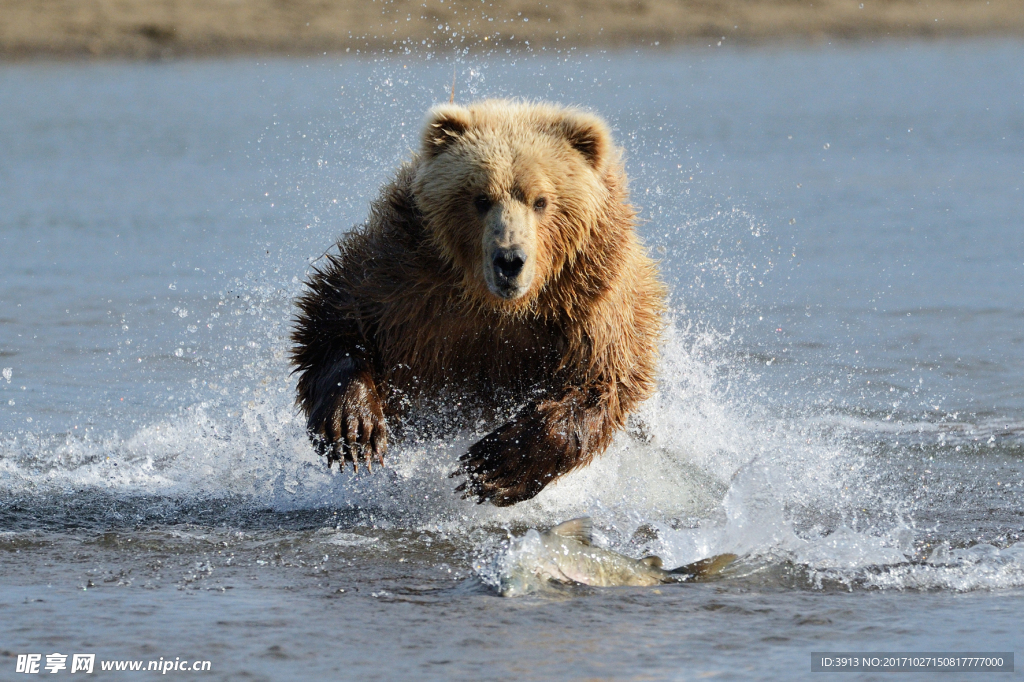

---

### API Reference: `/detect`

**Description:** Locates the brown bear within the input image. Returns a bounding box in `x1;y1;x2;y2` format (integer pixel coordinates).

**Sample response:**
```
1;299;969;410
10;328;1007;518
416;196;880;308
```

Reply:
291;99;665;506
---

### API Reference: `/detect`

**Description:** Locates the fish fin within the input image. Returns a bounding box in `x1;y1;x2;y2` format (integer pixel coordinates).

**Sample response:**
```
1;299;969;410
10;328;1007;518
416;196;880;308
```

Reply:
669;553;738;579
640;556;664;569
549;517;593;546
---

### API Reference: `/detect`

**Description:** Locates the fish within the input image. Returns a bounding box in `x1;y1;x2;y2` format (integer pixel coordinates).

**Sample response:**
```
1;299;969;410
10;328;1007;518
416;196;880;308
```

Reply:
497;517;737;596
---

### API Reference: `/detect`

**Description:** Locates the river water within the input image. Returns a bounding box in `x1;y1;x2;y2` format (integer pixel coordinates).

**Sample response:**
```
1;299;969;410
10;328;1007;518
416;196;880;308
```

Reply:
1;41;1022;680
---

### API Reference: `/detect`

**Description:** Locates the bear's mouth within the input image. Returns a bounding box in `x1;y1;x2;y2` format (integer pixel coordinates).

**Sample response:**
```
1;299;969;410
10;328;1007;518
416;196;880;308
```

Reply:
491;280;527;300
488;271;529;300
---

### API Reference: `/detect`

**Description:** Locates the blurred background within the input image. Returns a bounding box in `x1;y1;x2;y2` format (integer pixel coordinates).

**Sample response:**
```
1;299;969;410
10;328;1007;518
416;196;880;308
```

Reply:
3;0;1024;59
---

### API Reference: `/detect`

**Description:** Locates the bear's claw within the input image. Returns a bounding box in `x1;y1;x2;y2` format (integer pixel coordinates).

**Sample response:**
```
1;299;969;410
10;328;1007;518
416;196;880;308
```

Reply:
311;369;387;473
450;418;555;506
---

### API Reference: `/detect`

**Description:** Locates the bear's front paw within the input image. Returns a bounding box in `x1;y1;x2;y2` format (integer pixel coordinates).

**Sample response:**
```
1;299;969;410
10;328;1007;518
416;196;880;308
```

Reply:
310;370;387;472
451;419;557;506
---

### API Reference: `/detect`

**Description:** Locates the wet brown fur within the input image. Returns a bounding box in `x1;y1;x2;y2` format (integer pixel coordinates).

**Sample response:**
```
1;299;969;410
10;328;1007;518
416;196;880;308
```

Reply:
291;99;665;505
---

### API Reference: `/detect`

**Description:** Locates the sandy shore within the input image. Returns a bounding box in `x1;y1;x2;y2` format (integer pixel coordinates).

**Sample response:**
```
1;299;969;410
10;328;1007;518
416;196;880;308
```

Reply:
2;0;1023;59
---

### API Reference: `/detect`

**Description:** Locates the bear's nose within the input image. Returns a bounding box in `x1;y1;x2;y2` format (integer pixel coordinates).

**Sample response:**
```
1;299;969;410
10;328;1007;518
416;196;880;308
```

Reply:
493;248;527;280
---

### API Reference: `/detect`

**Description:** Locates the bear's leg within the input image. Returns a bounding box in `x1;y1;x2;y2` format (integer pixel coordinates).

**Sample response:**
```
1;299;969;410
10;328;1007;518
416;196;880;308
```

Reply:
299;356;387;471
452;389;617;505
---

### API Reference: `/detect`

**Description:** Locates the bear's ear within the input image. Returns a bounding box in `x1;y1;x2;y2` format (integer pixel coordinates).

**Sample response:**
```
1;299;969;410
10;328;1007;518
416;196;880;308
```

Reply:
554;111;611;171
421;104;472;158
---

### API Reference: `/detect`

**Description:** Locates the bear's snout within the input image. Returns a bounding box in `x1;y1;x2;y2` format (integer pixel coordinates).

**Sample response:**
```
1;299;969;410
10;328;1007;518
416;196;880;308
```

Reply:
488;246;530;299
493;248;527;281
482;203;537;302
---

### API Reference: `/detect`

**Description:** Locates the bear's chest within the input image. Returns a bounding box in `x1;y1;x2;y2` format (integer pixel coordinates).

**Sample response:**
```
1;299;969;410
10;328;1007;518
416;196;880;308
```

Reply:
377;304;562;403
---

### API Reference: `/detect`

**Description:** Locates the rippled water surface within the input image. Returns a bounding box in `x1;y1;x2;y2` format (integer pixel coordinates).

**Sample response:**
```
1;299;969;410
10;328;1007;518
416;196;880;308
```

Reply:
1;41;1023;680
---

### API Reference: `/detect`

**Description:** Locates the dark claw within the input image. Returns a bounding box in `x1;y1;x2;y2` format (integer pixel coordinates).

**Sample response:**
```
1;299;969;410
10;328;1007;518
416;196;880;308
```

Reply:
450;412;566;506
305;367;387;474
372;431;386;466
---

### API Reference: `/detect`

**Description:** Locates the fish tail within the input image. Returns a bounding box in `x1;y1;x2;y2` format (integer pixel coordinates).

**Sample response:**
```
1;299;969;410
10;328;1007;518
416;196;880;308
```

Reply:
669;553;738;580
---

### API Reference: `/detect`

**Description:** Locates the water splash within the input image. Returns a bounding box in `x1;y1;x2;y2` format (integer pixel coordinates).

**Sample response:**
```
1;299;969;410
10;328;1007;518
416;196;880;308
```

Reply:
8;289;1020;593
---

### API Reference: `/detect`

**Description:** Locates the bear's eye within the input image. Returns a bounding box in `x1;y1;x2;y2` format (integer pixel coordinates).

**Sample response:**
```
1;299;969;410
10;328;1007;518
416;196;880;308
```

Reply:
533;197;548;211
474;195;492;214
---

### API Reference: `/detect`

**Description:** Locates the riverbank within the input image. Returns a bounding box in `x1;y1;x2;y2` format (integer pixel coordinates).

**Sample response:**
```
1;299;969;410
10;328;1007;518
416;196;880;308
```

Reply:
2;0;1023;60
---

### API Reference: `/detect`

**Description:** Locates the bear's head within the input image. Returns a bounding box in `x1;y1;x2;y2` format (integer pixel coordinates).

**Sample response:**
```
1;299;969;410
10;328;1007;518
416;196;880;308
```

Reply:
412;99;619;311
